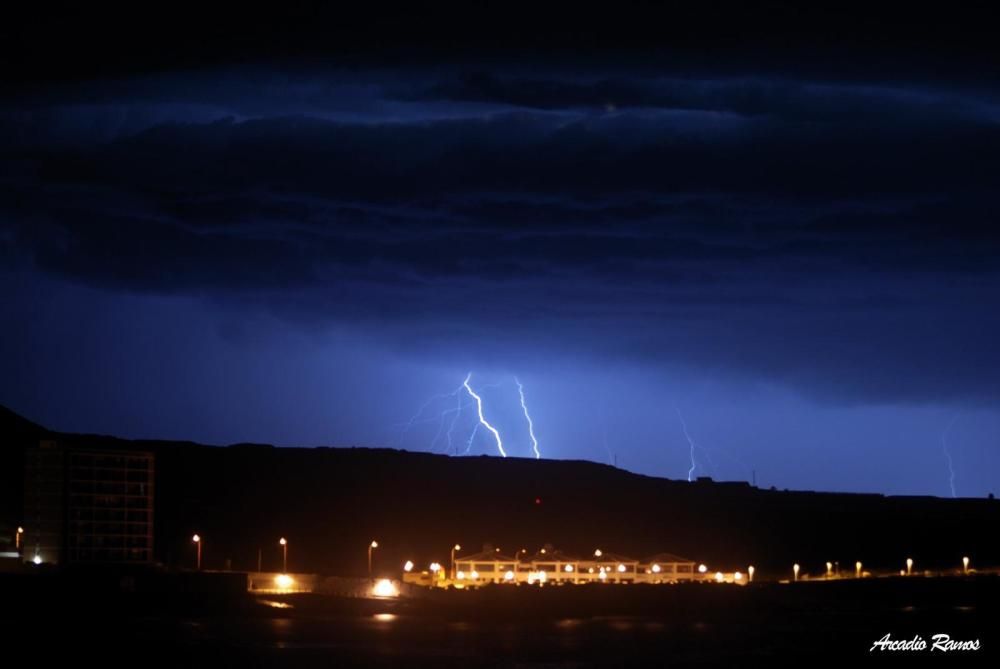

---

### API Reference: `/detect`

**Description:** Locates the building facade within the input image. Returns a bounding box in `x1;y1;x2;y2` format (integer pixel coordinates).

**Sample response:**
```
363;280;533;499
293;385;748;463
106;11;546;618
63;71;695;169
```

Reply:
23;440;154;565
440;546;700;586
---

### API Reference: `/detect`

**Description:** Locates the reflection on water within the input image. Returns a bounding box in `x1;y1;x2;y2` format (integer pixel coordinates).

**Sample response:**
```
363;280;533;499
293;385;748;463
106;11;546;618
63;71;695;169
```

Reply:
259;600;294;609
555;618;583;629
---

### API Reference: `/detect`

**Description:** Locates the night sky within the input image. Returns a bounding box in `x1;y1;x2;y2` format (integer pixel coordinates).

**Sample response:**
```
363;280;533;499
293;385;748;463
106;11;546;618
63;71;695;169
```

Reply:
2;3;999;496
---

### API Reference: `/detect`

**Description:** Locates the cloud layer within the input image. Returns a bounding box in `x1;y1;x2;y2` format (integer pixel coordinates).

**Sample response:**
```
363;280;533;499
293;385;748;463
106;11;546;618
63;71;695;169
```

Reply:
3;67;999;404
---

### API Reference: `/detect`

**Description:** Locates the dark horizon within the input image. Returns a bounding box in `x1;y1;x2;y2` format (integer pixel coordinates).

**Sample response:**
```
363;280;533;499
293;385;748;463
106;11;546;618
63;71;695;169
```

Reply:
3;2;999;498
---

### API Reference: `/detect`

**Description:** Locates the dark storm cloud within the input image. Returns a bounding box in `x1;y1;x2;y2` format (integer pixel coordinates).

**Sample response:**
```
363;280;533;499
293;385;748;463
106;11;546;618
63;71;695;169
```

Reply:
2;69;999;403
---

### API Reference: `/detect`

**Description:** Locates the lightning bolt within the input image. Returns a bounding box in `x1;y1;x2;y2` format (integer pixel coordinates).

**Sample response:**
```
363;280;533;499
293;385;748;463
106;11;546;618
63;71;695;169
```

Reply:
515;377;541;459
942;415;959;499
675;407;697;482
463;372;506;457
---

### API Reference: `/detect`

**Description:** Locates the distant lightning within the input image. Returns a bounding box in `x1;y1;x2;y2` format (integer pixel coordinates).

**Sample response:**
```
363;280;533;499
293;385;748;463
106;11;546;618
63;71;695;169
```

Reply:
463;422;480;455
675;407;697;482
397;384;466;450
430;396;470;453
463;373;506;457
515;377;541;459
942;415;959;499
443;389;465;455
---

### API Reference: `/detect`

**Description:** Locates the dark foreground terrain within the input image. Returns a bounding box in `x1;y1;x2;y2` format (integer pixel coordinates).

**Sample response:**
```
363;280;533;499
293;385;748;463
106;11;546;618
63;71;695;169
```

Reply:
3;573;996;667
3;404;999;579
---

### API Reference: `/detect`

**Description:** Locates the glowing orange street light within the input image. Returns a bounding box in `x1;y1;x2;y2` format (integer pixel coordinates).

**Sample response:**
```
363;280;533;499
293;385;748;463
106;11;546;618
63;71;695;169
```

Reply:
191;534;202;570
856;561;863;578
793;563;800;581
748;565;755;582
368;540;379;580
16;526;24;551
279;537;288;572
906;557;913;576
963;556;970;574
450;544;461;579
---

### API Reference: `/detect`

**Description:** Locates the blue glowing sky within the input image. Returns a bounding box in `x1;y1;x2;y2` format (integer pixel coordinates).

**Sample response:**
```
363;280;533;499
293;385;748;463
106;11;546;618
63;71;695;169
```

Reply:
2;9;999;497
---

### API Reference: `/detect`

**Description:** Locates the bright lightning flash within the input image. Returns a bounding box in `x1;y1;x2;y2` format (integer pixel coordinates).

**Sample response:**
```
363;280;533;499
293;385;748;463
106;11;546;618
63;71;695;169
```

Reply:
463;373;506;457
675;407;697;482
515;377;541;459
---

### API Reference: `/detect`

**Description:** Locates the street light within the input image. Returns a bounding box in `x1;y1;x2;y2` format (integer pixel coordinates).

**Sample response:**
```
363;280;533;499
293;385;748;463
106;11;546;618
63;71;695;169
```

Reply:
594;549;603;557
451;544;461;579
793;563;800;581
906;557;913;576
826;561;833;577
403;560;414;572
279;537;288;573
16;526;23;551
192;534;202;570
368;540;378;581
697;564;708;574
963;556;970;574
856;561;863;578
748;565;755;582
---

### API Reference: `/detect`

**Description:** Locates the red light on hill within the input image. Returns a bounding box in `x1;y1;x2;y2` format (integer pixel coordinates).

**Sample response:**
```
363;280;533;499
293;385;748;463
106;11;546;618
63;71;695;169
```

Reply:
535;497;542;505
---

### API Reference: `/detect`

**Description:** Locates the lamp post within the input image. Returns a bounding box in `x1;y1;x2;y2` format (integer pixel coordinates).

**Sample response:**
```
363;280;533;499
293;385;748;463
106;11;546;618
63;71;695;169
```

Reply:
962;556;970;574
826;561;833;578
906;557;913;576
368;540;378;580
748;565;755;583
16;526;23;552
450;544;461;579
279;537;288;573
192;534;202;570
856;561;863;578
793;563;800;582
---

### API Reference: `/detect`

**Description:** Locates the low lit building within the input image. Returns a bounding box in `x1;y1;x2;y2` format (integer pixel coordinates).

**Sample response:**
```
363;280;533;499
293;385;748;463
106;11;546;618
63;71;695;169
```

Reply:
420;544;703;587
640;552;698;582
453;547;520;583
